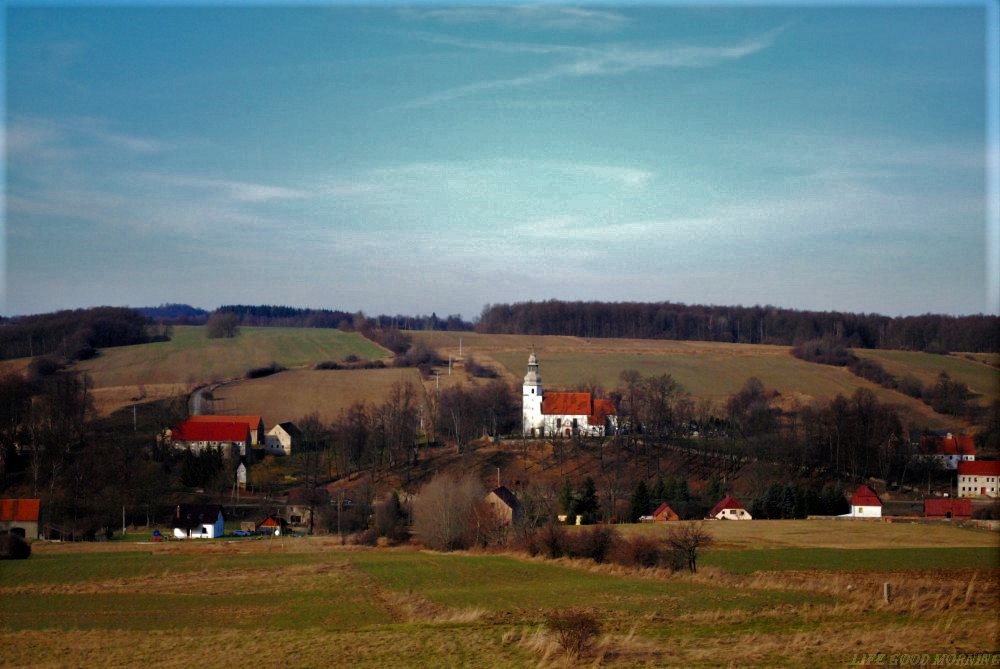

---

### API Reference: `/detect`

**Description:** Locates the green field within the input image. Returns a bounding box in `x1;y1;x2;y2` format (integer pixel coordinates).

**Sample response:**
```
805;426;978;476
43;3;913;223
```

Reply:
855;349;1000;404
74;326;390;388
1;524;997;668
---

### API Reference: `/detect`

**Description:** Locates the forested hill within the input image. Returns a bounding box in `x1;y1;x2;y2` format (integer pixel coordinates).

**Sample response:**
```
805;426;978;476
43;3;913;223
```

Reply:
476;301;1000;353
0;307;163;362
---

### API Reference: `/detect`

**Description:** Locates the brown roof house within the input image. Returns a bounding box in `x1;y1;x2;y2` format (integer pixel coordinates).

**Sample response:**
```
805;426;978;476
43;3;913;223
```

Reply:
485;486;523;526
1;499;41;539
651;502;680;522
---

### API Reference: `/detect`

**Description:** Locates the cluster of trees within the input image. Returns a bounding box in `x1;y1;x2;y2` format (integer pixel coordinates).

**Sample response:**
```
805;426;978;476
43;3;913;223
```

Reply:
748;482;850;519
0;307;167;362
477;300;999;352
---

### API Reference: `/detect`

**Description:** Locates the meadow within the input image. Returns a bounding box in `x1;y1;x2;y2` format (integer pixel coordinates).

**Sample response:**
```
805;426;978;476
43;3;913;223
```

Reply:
1;522;997;668
854;349;1000;405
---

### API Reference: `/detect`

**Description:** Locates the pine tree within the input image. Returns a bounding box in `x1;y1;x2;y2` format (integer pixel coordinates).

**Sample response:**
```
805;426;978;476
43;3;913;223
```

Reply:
629;480;652;523
577;477;600;524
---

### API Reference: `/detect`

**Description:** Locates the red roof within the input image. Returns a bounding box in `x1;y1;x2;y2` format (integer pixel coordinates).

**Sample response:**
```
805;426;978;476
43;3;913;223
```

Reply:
923;498;972;518
958;460;1000;477
849;485;882;507
0;498;40;522
188;415;263;432
589;398;617;426
542;392;592;416
172;420;250;443
652;502;678;520
709;495;745;517
921;434;976;457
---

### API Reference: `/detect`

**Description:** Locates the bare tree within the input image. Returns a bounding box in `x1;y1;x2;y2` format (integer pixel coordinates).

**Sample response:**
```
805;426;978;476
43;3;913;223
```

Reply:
665;522;713;573
411;471;483;551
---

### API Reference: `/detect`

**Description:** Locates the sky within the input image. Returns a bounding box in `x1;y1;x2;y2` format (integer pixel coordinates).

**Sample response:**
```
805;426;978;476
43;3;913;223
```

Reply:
4;3;999;320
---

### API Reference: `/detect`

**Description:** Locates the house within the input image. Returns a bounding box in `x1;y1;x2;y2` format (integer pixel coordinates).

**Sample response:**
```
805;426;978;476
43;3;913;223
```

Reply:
923;498;972;520
522;352;616;437
170;419;252;461
256;514;288;536
709;495;752;520
957;460;1000;498
187;415;265;447
651;502;680;522
265;422;302;456
845;485;882;518
172;504;224;539
918;433;976;470
485;486;523;526
0;498;41;539
286;487;331;528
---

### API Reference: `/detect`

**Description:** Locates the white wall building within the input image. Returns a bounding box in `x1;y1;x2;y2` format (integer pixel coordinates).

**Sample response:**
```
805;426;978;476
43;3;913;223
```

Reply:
958;461;1000;498
521;352;615;437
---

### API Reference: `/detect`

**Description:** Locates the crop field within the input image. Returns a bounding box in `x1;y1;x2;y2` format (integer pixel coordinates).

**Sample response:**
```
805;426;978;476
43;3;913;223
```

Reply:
414;332;965;429
210;368;427;426
854;349;1000;404
1;523;997;668
74;326;390;389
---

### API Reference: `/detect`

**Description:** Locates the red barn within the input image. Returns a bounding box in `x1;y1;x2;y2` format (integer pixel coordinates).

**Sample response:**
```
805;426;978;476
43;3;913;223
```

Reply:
923;498;972;520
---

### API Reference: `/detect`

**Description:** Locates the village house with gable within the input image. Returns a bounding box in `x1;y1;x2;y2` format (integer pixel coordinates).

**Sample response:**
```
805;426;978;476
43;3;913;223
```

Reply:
170;419;253;461
957;460;1000;498
0;498;41;539
172;504;225;539
521;352;616;437
844;484;882;518
708;495;752;520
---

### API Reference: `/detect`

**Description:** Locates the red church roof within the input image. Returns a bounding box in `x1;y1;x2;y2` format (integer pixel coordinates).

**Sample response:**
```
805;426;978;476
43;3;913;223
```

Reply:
0;498;40;522
921;434;976;457
542;392;592;416
849;485;882;507
589;398;617;426
709;495;745;517
172;420;250;443
958;460;1000;477
188;415;263;433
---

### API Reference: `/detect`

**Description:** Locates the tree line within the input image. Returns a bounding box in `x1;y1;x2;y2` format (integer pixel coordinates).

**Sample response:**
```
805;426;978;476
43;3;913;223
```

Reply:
476;300;999;352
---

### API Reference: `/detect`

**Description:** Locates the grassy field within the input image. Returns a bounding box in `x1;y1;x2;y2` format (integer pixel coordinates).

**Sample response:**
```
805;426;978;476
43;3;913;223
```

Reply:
74;326;390;388
855;349;1000;404
414;332;966;430
1;525;997;668
211;368;427;426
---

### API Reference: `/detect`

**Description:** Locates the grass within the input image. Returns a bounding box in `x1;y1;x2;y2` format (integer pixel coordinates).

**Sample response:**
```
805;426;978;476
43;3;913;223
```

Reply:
210;367;427;426
1;533;996;668
854;349;1000;404
73;326;390;388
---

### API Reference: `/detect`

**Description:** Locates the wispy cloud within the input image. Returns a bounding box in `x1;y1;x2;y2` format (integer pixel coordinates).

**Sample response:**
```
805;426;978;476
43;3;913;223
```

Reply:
139;173;312;203
395;28;784;109
400;6;631;33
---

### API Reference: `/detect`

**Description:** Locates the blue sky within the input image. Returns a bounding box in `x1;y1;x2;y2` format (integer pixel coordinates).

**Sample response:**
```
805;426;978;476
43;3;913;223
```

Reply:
4;3;998;319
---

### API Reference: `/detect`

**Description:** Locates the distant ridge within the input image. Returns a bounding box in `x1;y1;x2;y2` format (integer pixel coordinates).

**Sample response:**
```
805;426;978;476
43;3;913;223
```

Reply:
137;303;209;324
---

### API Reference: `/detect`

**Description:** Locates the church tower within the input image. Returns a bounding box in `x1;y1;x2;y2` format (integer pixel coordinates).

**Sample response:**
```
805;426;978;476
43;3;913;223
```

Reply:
522;351;543;436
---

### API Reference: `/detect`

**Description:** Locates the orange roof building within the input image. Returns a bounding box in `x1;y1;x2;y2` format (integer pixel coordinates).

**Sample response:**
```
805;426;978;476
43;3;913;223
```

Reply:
1;498;41;539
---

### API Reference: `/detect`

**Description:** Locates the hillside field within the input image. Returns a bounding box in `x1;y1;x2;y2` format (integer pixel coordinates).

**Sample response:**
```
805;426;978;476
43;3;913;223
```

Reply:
854;349;1000;405
211;368;427;426
1;523;997;668
412;332;973;430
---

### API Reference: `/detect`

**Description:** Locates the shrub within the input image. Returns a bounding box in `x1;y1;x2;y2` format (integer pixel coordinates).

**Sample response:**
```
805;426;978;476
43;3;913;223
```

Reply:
0;533;31;559
314;360;341;370
545;609;601;657
464;355;498;379
566;525;619;564
349;528;378;546
246;362;286;379
535;521;568;559
611;534;663;568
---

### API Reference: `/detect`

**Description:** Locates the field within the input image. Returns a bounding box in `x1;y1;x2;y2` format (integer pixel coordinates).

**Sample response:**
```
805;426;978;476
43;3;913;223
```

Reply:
854;349;1000;405
1;522;997;668
413;332;969;430
211;368;427;426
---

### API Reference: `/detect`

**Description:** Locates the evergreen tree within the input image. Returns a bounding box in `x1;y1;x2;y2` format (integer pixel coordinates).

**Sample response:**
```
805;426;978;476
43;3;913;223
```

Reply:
577;477;600;524
629;480;652;523
558;479;576;520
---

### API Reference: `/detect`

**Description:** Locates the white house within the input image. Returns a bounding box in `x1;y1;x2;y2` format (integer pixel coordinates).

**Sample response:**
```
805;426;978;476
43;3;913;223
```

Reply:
265;422;301;456
958;460;1000;498
918;433;976;471
521;352;616;437
172;504;225;539
844;485;882;518
709;495;752;520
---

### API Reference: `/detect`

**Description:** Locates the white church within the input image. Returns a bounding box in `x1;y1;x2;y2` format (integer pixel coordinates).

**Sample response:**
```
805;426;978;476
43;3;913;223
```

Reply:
522;351;617;438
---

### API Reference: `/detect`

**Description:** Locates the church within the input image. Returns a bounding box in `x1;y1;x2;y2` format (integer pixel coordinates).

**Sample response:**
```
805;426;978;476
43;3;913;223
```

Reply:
522;351;617;438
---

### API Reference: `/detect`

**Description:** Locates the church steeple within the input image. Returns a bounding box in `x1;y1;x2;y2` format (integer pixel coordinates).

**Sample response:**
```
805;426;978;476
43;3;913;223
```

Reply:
523;349;541;386
522;350;543;436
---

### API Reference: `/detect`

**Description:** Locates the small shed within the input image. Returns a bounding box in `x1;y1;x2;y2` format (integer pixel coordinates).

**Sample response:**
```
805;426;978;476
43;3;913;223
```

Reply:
846;485;882;518
651;502;680;522
256;514;288;536
485;486;523;526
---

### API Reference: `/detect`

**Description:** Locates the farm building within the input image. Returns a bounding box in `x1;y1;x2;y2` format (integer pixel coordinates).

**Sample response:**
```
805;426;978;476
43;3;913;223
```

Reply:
265;421;301;456
918;433;976;470
286;487;330;528
651;502;680;522
709;496;752;520
844;485;882;518
0;498;41;539
170;419;253;461
256;514;288;536
187;415;265;446
172;504;224;539
957;460;1000;499
521;352;616;437
485;486;523;526
923;498;972;520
